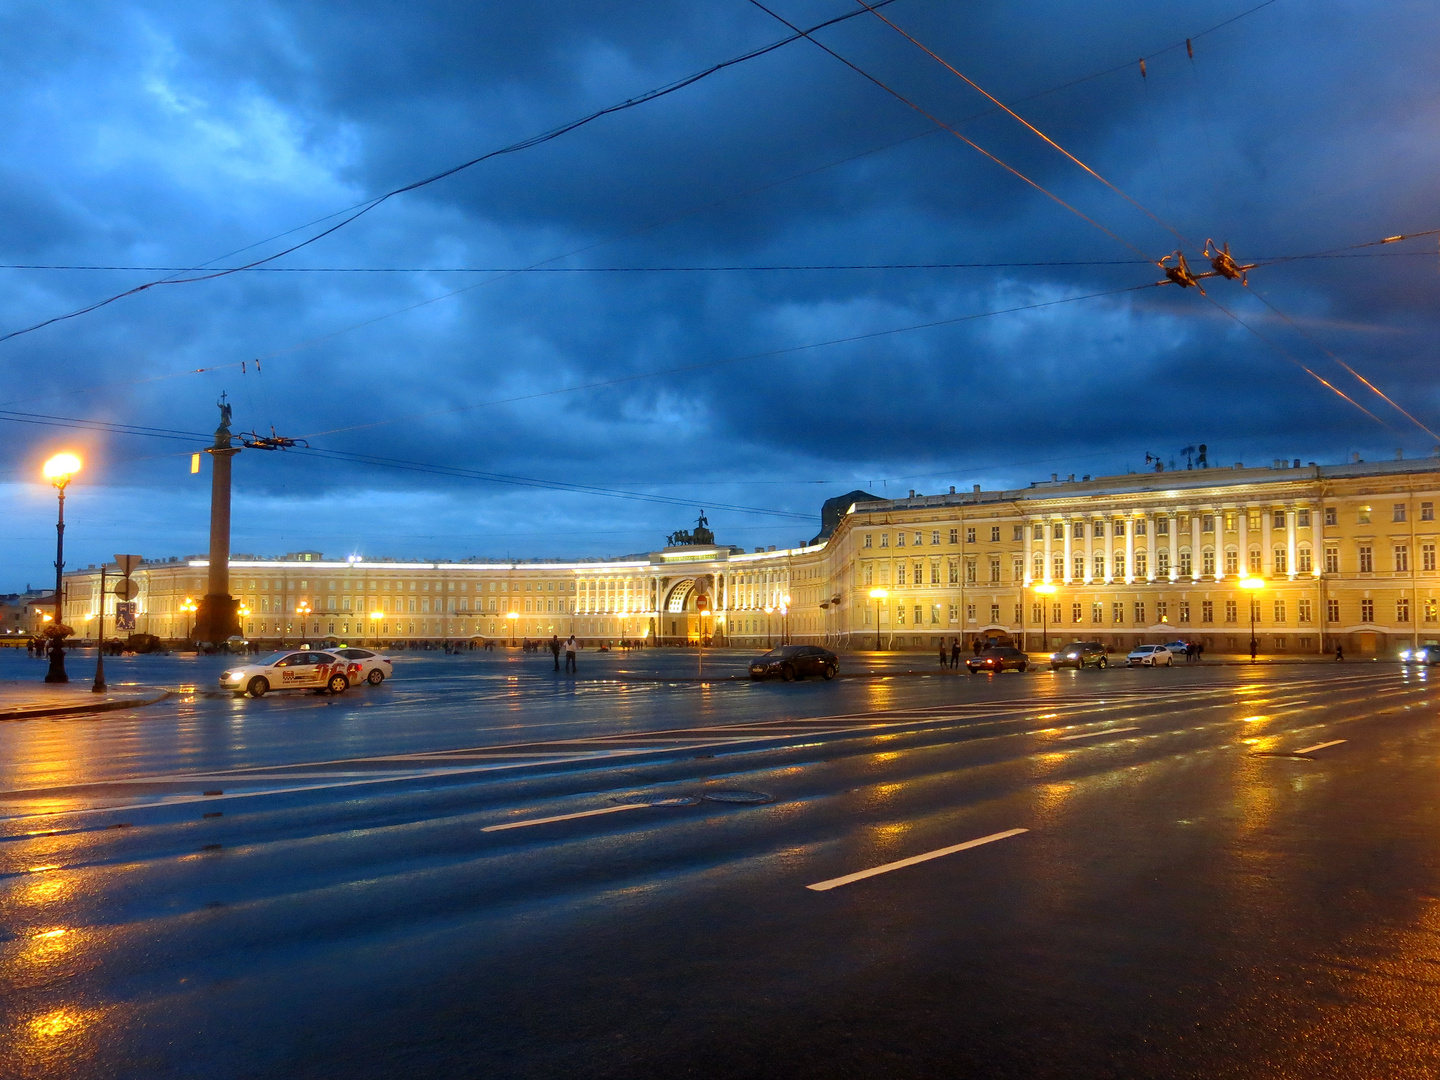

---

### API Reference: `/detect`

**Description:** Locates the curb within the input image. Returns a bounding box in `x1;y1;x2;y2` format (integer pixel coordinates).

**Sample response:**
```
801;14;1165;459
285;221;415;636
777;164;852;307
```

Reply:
0;690;172;722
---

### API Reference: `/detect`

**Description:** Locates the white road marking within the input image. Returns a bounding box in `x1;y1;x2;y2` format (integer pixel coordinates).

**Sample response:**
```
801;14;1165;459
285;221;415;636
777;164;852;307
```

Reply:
1058;726;1141;741
481;803;650;832
1294;739;1347;755
806;828;1028;891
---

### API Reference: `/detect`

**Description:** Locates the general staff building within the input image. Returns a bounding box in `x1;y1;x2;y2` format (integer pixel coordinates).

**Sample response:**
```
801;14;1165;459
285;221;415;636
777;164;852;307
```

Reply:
58;455;1440;656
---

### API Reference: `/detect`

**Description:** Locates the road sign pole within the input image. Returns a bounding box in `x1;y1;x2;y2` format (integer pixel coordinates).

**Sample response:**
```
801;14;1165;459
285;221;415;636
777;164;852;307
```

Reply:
92;565;107;692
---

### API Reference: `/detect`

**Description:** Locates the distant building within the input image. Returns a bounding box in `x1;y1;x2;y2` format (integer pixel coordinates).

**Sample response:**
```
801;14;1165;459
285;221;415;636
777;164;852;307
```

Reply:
0;588;56;640
57;455;1440;655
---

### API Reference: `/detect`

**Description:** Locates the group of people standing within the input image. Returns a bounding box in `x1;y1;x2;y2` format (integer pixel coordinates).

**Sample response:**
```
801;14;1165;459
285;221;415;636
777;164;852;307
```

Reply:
548;634;580;673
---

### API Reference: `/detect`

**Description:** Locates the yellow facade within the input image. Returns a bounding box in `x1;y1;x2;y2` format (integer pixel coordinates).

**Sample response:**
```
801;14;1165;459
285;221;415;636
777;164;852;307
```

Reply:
59;456;1440;656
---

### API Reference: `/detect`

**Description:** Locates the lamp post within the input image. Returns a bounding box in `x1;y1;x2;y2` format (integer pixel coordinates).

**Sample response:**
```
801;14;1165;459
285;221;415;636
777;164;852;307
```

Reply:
763;605;774;649
869;587;888;651
41;453;81;683
1239;576;1264;660
294;599;311;646
507;611;518;647
1032;582;1058;651
93;564;108;692
782;593;791;645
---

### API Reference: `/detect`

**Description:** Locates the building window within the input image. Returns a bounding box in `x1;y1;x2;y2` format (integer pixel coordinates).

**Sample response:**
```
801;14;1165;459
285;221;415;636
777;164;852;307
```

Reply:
863;534;872;548
1297;598;1312;622
1114;553;1127;578
1327;598;1340;622
897;533;906;547
915;605;924;625
914;532;923;546
1178;601;1190;623
1273;600;1286;623
1114;520;1126;537
1074;554;1085;580
1358;506;1372;524
948;603;959;622
1033;524;1044;541
1155;517;1167;536
1156;601;1167;622
1247;510;1262;532
1113;602;1125;624
1034;554;1044;578
1395;503;1408;523
991;526;1001;542
931;531;940;546
1093;554;1105;578
1202;514;1215;533
1361;598;1375;622
1072;522;1084;540
931;562;940;585
966;527;976;544
897;565;907;586
949;528;959;544
1013;525;1024;542
1274;549;1288;574
1093;521;1104;538
1246;549;1260;574
1426;544;1437;572
949;561;960;585
1157;550;1170;576
1423;502;1435;522
1031;603;1043;623
1053;523;1064;541
1180;551;1192;576
1092;602;1104;624
1250;598;1262;623
1395;545;1410;572
913;562;923;585
1072;602;1082;623
1134;602;1146;624
896;606;905;626
1053;554;1064;579
1272;511;1285;529
1013;557;1024;581
1426;599;1437;623
991;603;1001;623
989;559;1001;583
1135;519;1148;537
1224;550;1238;575
863;564;873;586
1224;511;1238;532
1201;600;1214;623
1298;548;1312;574
1297;509;1311;528
1325;547;1339;574
1014;603;1023;623
1136;552;1149;578
966;603;976;621
1225;600;1238;623
1398;598;1411;622
1273;637;1287;650
1359;546;1373;573
966;560;977;584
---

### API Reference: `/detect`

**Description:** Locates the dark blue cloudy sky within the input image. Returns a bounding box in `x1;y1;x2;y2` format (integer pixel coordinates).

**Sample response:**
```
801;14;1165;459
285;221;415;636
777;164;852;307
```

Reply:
3;0;1438;589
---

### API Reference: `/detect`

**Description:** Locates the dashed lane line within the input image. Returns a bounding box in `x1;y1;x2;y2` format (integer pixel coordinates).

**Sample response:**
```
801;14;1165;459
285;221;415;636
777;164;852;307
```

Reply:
481;803;648;832
1294;739;1347;755
806;828;1028;891
1058;726;1141;741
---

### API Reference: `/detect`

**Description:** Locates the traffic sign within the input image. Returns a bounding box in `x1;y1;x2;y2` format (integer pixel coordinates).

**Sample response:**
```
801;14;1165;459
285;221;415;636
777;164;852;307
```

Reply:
115;602;137;631
113;579;140;600
114;554;142;576
695;595;709;611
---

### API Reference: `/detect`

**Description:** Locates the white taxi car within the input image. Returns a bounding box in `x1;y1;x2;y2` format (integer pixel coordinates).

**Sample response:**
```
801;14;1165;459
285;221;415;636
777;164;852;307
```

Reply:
1126;644;1175;667
220;650;356;697
331;646;394;685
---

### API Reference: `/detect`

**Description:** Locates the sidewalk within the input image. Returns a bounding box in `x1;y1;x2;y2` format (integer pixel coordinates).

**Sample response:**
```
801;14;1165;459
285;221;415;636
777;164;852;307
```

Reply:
0;680;171;721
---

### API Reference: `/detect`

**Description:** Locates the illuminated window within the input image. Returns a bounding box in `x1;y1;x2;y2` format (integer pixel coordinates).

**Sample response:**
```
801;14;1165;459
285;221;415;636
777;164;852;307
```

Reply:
1397;598;1410;622
1298;599;1312;622
1358;507;1371;524
1297;548;1312;574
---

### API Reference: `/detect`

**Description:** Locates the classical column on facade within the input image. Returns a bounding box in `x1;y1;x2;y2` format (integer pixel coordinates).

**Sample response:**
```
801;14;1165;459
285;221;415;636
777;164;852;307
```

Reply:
1261;505;1274;577
1042;518;1053;583
1168;512;1180;583
1083;517;1095;584
1286;508;1298;581
1023;520;1034;586
1124;515;1135;584
1062;518;1073;583
1237;505;1248;578
1191;510;1203;580
1135;511;1149;582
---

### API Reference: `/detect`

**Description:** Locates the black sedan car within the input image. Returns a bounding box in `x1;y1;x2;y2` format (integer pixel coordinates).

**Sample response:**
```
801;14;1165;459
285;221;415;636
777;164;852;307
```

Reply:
1049;641;1109;670
749;645;839;681
966;646;1030;674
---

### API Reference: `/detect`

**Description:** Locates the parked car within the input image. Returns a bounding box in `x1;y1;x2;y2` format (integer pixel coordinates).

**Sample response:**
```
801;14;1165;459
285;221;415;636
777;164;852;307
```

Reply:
219;650;353;697
748;645;839;681
1399;646;1439;664
1050;641;1108;670
1162;639;1195;658
967;646;1030;674
332;646;394;685
1127;644;1175;667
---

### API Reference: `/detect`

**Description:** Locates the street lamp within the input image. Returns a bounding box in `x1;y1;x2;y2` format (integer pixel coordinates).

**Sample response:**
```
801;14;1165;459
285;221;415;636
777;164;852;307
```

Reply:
763;605;774;649
507;611;518;647
1239;576;1264;660
1032;582;1058;651
294;599;311;646
869;587;888;651
41;452;81;683
782;593;791;645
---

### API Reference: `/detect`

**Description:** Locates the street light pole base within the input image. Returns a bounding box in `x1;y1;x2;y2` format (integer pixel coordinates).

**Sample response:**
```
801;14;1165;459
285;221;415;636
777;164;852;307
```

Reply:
44;645;68;683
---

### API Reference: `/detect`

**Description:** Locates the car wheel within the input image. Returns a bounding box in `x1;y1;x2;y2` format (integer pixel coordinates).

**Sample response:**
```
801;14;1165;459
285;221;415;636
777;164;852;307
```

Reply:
822;664;837;680
1017;662;1028;673
366;668;385;685
327;674;349;694
781;664;796;682
247;676;268;698
1098;657;1107;669
749;673;763;681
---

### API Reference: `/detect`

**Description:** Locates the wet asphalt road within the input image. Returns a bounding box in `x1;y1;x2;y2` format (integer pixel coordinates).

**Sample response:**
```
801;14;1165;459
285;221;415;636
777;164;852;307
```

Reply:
1;649;1438;1078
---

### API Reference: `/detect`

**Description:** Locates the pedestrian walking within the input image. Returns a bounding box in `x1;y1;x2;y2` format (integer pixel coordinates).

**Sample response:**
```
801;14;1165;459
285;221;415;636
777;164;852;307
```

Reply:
951;637;961;668
938;639;949;669
549;634;561;671
972;637;982;657
565;634;578;673
1335;643;1344;661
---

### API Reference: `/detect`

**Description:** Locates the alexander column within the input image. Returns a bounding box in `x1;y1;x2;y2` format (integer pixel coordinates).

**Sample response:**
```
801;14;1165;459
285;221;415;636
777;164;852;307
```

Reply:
193;396;241;646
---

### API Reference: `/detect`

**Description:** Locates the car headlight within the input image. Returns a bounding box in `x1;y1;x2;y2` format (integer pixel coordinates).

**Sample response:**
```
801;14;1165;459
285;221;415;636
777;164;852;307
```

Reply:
1401;650;1413;660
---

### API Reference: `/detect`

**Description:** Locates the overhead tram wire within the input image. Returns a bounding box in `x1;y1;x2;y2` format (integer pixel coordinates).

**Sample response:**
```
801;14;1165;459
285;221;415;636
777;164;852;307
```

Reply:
0;1;909;348
840;0;1434;437
0;408;811;521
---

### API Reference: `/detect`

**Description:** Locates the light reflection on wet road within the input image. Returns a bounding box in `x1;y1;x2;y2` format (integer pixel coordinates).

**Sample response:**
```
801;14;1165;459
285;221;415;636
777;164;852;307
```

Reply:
2;651;1438;1078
